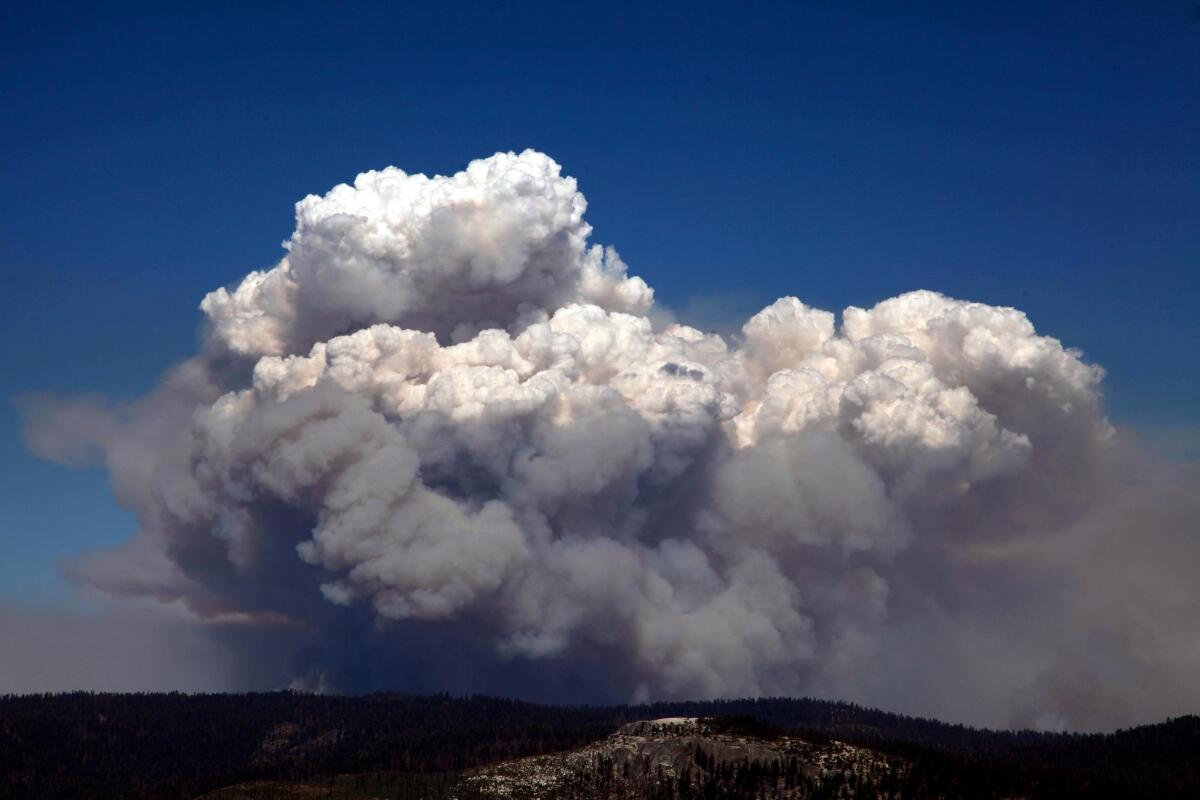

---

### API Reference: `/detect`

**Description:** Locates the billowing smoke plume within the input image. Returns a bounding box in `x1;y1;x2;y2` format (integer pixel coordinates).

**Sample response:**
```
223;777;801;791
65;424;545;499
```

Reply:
22;151;1200;729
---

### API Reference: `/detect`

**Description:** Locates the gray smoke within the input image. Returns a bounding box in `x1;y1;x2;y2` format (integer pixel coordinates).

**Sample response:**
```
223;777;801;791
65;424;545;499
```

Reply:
19;150;1200;730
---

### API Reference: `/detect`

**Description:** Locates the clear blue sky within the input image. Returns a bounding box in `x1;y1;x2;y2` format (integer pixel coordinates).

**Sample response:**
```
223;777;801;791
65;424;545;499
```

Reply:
2;1;1198;606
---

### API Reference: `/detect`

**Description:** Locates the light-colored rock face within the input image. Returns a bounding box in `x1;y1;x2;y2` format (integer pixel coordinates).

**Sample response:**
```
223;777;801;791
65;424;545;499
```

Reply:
456;717;906;799
616;717;699;735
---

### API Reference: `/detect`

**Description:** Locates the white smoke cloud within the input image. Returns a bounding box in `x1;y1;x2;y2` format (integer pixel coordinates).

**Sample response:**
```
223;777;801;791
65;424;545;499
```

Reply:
19;150;1200;730
200;150;651;356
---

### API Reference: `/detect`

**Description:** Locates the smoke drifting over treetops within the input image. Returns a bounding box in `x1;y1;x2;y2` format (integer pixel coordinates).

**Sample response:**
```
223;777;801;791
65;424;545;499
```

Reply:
20;151;1200;730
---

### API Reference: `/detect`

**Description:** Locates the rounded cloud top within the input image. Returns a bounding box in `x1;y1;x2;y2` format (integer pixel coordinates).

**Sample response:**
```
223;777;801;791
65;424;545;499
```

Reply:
201;150;653;356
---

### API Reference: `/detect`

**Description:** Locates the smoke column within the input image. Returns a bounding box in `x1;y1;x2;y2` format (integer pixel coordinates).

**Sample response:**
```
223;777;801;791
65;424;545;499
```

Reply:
21;151;1200;730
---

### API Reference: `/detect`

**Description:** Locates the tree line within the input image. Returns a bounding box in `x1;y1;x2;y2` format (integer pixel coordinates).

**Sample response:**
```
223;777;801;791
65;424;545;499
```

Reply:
2;691;1198;798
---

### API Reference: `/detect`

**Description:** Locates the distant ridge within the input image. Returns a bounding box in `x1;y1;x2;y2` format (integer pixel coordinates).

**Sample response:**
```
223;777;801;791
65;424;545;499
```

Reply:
3;692;1198;798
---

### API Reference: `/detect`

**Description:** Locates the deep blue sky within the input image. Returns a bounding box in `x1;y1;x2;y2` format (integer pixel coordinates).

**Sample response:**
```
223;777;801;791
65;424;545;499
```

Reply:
2;1;1198;605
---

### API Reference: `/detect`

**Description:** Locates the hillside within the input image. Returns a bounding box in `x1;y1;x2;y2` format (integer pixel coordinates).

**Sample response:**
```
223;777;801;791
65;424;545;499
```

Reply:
456;716;906;799
2;692;1198;799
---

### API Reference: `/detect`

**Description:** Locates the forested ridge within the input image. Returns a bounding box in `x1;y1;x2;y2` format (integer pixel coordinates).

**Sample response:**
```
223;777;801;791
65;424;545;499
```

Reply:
2;692;1198;799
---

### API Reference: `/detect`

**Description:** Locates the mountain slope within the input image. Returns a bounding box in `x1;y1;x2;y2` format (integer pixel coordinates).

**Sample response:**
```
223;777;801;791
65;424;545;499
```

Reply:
459;716;907;799
3;692;1199;799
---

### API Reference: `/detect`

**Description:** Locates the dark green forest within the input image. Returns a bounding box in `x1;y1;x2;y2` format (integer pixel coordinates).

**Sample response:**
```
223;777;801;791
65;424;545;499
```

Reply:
2;692;1198;799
